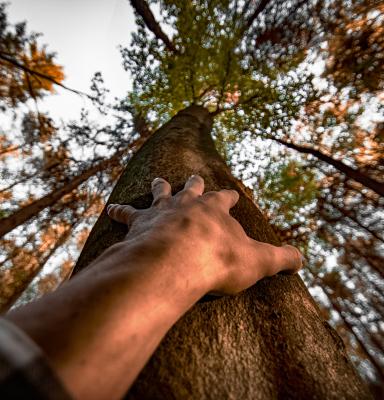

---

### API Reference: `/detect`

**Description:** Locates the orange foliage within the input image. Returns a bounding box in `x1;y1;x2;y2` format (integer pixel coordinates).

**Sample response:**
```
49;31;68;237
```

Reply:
43;144;69;171
0;41;65;106
37;273;59;295
84;194;105;217
76;227;90;250
38;222;70;253
0;190;12;201
21;41;65;95
59;259;74;280
325;3;384;92
353;128;383;165
18;194;37;208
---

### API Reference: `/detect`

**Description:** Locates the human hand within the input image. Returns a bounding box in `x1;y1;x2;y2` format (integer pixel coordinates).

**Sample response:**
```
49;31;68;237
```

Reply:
107;176;303;297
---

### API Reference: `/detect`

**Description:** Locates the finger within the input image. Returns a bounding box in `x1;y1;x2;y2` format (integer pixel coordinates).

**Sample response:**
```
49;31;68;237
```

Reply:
107;204;136;225
278;245;304;274
203;189;239;211
151;177;172;205
251;242;303;277
183;175;205;196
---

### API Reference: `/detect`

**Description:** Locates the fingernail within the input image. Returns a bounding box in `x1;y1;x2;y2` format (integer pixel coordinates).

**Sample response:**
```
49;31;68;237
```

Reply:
152;177;162;184
107;204;115;213
189;174;196;179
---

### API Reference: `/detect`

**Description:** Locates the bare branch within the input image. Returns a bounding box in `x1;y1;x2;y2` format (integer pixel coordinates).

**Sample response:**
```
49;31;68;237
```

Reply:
270;136;384;197
129;0;179;54
0;52;94;99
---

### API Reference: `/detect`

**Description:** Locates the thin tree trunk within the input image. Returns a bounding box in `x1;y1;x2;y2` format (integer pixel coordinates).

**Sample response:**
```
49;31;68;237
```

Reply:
0;223;73;313
0;150;124;238
326;292;384;382
326;202;384;243
271;136;384;197
74;106;370;399
308;266;384;383
129;0;179;53
342;299;384;356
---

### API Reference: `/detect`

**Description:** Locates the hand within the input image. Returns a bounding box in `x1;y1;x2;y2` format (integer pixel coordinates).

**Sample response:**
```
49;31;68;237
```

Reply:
107;175;303;296
4;176;303;400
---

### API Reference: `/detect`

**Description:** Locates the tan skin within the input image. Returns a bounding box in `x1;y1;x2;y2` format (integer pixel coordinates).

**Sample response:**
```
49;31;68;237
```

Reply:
5;175;303;400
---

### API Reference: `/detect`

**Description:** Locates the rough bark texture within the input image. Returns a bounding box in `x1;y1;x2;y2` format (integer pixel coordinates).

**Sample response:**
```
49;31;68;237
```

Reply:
272;137;384;197
74;106;370;399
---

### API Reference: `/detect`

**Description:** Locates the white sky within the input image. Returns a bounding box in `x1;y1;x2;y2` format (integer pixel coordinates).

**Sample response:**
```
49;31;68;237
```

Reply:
7;0;136;122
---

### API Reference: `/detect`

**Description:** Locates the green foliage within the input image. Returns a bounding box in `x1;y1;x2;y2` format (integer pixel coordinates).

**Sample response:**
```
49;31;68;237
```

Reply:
121;0;314;129
259;160;318;223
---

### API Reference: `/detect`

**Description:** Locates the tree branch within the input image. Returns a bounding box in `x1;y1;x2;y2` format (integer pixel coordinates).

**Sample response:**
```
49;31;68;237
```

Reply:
270;136;384;197
240;0;271;34
0;52;94;99
129;0;179;54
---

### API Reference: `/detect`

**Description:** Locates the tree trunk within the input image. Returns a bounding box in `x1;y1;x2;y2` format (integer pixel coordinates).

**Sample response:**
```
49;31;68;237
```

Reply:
0;224;73;313
271;136;384;197
74;105;370;399
0;150;124;238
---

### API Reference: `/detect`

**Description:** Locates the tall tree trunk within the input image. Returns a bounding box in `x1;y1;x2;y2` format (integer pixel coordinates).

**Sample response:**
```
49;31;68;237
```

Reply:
0;150;124;238
74;106;370;399
271;136;384;197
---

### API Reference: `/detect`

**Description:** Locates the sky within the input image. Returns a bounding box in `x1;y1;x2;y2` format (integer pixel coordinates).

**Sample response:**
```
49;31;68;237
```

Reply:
7;0;136;122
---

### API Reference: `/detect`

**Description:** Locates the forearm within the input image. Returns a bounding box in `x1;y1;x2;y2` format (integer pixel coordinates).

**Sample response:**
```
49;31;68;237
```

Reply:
6;241;205;400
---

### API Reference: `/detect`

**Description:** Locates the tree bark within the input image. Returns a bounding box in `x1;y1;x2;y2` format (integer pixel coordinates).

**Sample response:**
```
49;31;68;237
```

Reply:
0;151;124;238
271;136;384;197
74;105;370;399
129;0;179;54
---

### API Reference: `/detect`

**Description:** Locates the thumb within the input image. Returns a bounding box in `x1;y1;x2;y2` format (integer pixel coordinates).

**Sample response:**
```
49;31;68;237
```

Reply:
107;203;137;225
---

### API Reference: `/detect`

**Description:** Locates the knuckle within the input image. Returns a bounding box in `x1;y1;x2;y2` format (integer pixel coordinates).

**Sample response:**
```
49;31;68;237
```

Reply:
175;189;194;202
152;195;170;207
